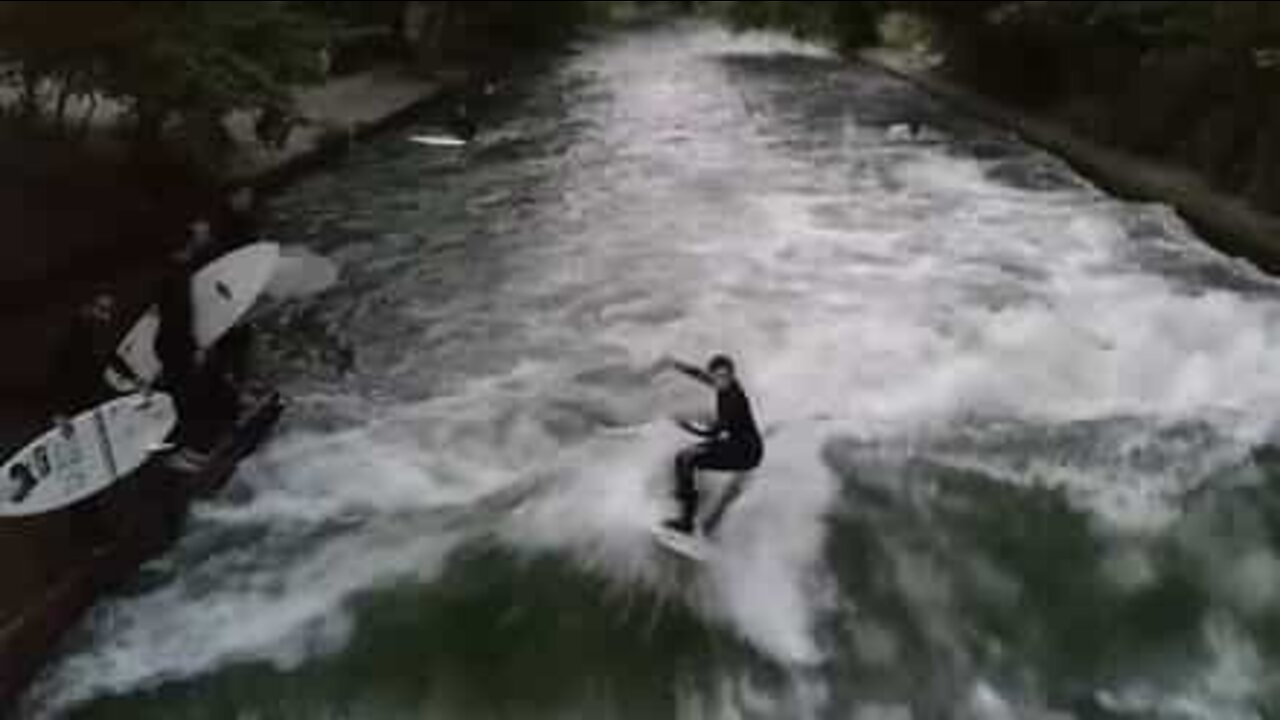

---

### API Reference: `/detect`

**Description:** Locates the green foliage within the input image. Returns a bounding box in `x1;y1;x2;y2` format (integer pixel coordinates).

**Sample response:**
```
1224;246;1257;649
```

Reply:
718;1;884;52
101;3;324;140
901;2;1280;212
0;1;326;154
408;1;595;66
915;1;1280;58
460;1;594;52
304;1;405;29
0;2;125;123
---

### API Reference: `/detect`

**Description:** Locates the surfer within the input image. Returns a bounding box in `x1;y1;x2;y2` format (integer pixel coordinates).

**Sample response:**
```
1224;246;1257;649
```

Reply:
213;188;261;383
157;224;207;456
157;220;211;392
656;354;763;535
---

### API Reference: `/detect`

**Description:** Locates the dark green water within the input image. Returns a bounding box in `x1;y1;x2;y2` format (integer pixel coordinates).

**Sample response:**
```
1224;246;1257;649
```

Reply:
23;23;1280;720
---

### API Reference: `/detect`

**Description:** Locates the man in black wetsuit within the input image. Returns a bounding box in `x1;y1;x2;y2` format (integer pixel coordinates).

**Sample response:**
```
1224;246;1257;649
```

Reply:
157;220;212;400
657;354;764;535
158;218;232;456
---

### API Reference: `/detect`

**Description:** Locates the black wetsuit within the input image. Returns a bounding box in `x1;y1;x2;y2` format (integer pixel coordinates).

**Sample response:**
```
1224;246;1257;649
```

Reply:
156;258;198;394
157;245;251;452
52;307;135;416
158;250;243;452
673;380;763;530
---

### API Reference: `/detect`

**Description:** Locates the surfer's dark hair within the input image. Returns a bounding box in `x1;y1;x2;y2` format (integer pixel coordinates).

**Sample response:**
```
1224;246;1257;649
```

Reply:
707;354;735;374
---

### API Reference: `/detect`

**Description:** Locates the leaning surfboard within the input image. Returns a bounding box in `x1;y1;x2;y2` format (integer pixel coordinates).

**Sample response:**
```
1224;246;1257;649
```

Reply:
191;242;280;342
0;393;176;517
264;245;339;300
106;242;281;391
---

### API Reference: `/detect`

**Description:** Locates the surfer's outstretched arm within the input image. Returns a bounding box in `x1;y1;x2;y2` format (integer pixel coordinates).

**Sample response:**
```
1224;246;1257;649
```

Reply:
677;418;717;438
657;356;715;387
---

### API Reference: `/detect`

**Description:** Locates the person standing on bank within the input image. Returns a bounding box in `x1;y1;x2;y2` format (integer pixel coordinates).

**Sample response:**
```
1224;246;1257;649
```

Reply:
214;186;261;384
157;219;214;387
217;186;261;248
655;354;764;536
156;219;218;456
51;292;142;421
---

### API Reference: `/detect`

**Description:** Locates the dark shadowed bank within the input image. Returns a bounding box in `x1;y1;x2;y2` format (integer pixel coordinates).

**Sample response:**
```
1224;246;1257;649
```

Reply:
0;0;641;711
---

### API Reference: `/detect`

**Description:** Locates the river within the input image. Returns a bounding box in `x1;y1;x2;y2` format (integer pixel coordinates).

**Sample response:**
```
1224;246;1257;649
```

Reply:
22;23;1280;720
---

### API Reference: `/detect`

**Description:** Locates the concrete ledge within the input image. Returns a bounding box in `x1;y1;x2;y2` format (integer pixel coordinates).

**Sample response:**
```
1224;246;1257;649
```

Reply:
860;49;1280;273
224;67;449;192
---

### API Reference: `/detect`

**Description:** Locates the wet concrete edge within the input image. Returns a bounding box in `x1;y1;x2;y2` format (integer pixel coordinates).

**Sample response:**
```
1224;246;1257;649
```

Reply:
859;50;1280;275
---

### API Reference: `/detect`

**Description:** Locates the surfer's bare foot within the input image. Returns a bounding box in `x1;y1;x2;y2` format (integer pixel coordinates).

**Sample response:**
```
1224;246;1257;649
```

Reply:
662;518;694;535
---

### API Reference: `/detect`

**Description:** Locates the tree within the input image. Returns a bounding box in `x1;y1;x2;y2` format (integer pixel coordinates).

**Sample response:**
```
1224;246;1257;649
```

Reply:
0;2;326;160
99;2;325;151
718;1;885;52
0;2;129;126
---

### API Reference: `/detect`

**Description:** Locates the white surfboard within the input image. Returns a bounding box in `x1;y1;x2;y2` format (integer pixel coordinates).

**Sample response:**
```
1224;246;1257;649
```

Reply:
192;242;280;342
652;526;711;562
110;310;163;390
106;242;281;390
264;246;339;300
409;134;468;148
650;470;756;562
0;393;176;517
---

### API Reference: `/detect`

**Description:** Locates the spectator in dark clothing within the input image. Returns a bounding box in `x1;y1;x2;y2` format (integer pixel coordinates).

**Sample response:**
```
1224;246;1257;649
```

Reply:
156;221;210;388
215;186;261;249
51;292;139;419
157;220;218;453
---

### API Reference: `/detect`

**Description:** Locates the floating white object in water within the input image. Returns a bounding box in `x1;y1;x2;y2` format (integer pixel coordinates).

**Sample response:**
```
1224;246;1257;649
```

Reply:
266;246;340;300
409;134;468;148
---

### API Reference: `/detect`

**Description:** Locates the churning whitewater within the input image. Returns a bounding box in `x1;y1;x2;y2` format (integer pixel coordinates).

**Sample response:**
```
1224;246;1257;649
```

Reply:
24;23;1280;720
